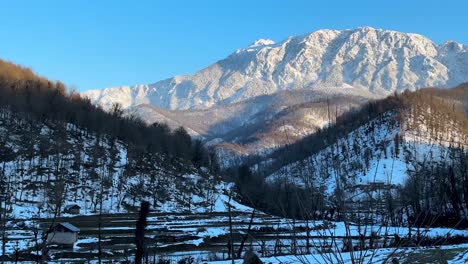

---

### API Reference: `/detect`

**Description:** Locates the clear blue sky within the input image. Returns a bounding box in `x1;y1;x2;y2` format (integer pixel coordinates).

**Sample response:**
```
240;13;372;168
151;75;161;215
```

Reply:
0;0;466;91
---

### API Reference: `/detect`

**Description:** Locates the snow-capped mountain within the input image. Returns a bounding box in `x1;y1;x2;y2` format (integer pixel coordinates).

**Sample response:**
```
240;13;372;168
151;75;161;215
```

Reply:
82;27;468;111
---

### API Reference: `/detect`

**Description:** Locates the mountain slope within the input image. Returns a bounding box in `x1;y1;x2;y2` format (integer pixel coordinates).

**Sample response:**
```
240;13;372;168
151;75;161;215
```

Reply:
83;27;468;111
129;88;377;137
0;111;247;219
128;88;379;165
264;85;468;199
0;58;248;219
263;84;467;178
235;85;467;219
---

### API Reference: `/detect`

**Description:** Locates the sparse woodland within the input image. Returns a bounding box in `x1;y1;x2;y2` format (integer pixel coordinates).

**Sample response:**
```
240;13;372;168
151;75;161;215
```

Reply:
0;58;222;219
228;84;468;228
0;59;216;168
0;57;467;263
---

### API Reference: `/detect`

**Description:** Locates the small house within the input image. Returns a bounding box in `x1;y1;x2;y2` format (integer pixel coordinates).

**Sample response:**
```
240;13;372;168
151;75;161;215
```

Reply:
47;222;80;245
63;204;81;214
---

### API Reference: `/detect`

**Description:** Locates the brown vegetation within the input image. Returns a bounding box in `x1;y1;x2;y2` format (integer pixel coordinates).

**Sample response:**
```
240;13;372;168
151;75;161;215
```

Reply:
0;58;216;169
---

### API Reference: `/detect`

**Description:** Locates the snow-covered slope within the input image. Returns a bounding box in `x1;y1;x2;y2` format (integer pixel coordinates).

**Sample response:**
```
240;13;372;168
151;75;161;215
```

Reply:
266;112;409;190
0;109;250;219
82;27;468;111
261;87;468;199
127;88;378;165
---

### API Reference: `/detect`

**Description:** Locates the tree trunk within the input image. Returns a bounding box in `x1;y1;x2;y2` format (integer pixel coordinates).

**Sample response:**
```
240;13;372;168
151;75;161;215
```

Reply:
135;201;150;264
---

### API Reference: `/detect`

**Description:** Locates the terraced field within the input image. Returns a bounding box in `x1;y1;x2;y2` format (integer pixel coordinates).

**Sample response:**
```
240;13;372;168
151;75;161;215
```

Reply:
6;211;316;262
3;211;467;263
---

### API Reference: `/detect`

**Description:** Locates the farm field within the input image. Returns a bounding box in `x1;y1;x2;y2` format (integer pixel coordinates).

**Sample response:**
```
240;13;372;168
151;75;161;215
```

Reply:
3;210;467;263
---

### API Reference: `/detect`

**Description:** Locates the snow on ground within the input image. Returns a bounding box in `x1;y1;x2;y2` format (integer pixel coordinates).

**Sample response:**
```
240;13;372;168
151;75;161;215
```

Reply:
1;211;466;262
209;243;468;264
265;109;464;201
1;112;256;220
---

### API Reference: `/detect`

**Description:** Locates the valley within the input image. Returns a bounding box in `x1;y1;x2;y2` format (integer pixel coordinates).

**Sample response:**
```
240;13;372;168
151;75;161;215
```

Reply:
82;27;468;163
0;26;467;263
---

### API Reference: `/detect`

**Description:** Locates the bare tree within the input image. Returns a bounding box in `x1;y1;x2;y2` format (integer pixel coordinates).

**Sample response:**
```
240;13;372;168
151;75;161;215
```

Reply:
135;201;150;264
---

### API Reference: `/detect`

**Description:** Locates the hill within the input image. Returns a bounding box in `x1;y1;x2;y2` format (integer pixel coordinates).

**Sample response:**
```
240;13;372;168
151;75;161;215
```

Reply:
0;58;247;219
229;84;467;227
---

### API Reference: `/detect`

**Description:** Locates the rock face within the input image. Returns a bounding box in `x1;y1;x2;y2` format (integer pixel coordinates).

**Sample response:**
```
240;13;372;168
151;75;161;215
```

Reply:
83;27;467;111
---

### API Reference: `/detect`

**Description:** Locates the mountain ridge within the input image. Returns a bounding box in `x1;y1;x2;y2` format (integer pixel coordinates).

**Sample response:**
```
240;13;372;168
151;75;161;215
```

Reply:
82;27;468;110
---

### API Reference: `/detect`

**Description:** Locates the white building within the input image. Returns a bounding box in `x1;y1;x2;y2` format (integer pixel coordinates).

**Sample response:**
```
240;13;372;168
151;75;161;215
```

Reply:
47;222;80;245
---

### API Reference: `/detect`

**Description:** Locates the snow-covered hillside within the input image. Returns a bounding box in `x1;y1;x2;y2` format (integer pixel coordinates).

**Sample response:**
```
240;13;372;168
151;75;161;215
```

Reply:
0;109;249;219
128;88;377;158
261;89;468;201
82;27;468;111
266;113;411;191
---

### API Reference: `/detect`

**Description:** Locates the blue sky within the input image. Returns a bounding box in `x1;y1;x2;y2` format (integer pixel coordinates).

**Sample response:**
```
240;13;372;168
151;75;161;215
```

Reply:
0;0;466;91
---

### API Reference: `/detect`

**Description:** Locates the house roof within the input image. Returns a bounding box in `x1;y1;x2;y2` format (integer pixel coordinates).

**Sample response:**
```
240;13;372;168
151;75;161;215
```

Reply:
57;222;80;233
64;204;81;210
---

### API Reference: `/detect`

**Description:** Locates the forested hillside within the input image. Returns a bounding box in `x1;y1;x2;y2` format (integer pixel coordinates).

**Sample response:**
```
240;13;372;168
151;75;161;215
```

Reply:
228;84;468;227
0;59;211;165
0;59;248;219
130;88;377;167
